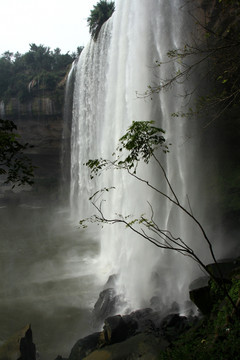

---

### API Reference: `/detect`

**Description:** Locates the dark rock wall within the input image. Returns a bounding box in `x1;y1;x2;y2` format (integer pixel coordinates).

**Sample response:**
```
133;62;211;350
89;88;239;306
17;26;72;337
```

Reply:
1;95;64;203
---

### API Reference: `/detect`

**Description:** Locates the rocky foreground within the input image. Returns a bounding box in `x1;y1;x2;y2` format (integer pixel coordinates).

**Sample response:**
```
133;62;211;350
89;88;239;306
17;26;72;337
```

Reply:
56;257;240;360
1;258;240;360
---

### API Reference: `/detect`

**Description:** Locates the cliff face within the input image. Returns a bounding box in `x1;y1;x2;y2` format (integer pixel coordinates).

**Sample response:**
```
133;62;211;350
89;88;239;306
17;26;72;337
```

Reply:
0;95;64;203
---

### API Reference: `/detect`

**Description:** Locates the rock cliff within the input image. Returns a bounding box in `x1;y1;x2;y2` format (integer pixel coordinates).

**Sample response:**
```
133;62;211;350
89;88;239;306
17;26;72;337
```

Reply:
0;94;65;204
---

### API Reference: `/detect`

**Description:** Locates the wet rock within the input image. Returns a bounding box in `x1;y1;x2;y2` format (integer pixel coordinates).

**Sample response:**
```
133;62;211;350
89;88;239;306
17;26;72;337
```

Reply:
123;308;159;334
92;288;126;327
160;313;190;341
189;276;212;314
189;285;212;315
83;333;169;360
103;315;128;344
188;258;240;315
189;276;210;291
92;288;119;325
67;308;197;360
68;332;101;360
206;258;240;281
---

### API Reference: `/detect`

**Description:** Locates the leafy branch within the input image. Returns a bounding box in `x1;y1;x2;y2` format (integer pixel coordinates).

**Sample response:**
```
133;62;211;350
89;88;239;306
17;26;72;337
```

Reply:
81;121;237;311
137;1;240;125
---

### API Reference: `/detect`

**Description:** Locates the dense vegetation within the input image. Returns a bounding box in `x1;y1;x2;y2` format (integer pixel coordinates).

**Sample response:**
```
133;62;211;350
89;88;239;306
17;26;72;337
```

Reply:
0;119;34;187
87;0;115;41
0;44;84;188
0;44;83;105
159;277;240;360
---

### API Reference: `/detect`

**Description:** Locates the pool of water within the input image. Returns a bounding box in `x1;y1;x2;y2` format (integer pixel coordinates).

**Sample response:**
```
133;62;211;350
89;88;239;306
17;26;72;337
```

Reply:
0;204;101;359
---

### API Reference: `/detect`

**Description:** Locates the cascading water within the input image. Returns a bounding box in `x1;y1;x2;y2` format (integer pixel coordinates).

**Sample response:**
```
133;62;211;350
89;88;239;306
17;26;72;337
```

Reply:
70;0;219;314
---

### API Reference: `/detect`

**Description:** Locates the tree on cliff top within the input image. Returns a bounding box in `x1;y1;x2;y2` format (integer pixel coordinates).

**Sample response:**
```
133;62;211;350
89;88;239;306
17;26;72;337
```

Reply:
0;119;34;187
0;44;78;103
87;0;115;41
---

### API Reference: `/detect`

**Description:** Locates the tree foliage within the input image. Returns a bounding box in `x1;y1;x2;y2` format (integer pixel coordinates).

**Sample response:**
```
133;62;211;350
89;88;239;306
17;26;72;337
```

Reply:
139;0;240;125
0;119;34;187
0;44;82;103
87;0;115;41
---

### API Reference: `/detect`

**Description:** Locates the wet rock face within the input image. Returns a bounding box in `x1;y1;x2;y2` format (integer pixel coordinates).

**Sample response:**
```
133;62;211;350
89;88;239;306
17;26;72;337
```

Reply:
92;288;123;327
68;332;101;360
92;275;127;327
103;315;128;344
68;309;195;360
0;96;63;201
189;258;240;314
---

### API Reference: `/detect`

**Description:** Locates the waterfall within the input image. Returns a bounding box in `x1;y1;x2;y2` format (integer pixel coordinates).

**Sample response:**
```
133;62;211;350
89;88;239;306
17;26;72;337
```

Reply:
69;0;218;313
0;100;5;118
61;61;77;202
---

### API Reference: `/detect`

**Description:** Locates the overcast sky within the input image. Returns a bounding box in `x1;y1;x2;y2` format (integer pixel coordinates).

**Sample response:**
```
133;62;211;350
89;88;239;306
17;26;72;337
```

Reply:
0;0;98;56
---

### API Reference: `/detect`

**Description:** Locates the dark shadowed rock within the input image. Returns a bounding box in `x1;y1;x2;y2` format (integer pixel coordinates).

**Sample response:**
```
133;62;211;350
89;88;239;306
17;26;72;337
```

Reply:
68;332;101;360
189;276;210;291
160;313;190;341
206;258;240;281
189;285;212;315
83;333;169;360
66;308;198;360
18;326;36;360
123;308;158;334
189;276;213;314
103;315;128;344
92;288;126;327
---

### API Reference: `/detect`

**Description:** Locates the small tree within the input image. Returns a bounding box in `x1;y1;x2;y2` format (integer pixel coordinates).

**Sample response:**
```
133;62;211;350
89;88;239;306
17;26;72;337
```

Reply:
0;119;35;187
137;1;240;126
87;0;115;41
81;121;236;310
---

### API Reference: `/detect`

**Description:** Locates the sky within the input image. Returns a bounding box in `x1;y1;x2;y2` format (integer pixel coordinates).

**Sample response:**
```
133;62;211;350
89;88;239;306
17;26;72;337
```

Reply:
0;0;98;56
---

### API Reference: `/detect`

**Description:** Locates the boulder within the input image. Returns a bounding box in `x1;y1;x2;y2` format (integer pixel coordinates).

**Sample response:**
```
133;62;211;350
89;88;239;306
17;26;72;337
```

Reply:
68;332;101;360
92;288;125;326
103;315;128;344
123;308;159;334
189;276;213;314
189;276;210;291
189;285;212;315
83;333;169;360
160;314;190;341
206;258;240;281
189;258;240;314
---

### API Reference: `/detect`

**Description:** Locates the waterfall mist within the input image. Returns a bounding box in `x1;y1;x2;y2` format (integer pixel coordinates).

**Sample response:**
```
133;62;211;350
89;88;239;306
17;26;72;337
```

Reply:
69;0;223;315
0;1;235;360
0;204;101;360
